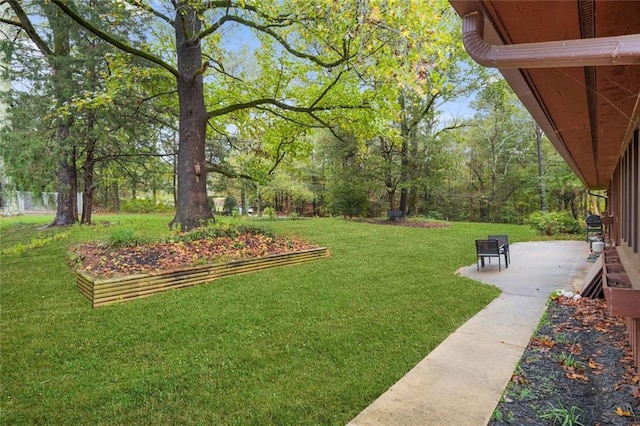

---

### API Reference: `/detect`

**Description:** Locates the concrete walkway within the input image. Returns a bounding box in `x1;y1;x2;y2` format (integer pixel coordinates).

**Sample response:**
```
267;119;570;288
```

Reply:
348;241;592;426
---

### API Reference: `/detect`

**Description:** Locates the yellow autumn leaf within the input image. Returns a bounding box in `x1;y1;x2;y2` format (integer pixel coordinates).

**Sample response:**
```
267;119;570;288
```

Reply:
615;407;632;417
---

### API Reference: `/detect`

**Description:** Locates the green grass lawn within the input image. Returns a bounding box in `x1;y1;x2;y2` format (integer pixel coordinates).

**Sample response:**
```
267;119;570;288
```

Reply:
1;214;539;425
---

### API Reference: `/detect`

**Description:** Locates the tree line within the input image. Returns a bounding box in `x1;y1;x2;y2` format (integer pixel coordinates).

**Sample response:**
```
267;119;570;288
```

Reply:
1;1;589;228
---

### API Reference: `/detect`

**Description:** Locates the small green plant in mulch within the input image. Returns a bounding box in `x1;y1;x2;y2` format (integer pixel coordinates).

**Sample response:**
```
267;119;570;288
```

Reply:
491;408;515;423
553;332;572;345
553;352;586;370
105;228;149;249
540;401;585;426
490;297;638;426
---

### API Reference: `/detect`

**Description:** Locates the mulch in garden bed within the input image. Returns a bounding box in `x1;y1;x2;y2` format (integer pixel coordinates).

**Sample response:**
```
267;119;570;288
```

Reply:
489;296;640;425
71;233;319;278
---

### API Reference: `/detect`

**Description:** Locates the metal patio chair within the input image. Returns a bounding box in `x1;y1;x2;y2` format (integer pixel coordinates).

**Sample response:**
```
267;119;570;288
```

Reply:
475;239;508;272
488;234;510;265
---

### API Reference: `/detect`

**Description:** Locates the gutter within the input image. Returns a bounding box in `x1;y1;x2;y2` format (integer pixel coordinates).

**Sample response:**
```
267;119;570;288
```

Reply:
462;11;640;69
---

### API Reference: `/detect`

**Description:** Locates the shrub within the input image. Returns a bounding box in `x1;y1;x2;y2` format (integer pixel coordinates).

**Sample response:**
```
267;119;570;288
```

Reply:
222;195;238;215
327;181;369;218
527;211;582;236
106;228;148;248
120;198;173;214
167;221;274;243
263;207;277;220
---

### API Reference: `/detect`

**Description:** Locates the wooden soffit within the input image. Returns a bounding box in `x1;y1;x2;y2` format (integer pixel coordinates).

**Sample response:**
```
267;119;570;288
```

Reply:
449;0;640;189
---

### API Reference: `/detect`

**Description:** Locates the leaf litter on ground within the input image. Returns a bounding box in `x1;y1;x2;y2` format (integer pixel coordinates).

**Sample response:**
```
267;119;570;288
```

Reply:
71;232;319;278
489;296;639;426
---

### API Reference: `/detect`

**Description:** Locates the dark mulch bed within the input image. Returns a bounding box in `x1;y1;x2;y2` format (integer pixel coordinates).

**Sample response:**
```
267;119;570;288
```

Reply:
71;234;318;278
489;296;640;425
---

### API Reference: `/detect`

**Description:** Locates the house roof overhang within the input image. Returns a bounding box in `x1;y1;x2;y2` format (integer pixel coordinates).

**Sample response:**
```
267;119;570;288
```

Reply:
448;0;640;189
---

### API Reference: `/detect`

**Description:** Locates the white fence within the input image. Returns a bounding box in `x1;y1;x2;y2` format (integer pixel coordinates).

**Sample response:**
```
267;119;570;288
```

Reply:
2;191;83;216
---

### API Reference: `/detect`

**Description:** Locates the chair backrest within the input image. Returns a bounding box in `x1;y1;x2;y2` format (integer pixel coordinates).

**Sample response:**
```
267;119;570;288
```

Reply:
476;239;500;255
585;214;602;227
488;235;509;247
585;215;603;230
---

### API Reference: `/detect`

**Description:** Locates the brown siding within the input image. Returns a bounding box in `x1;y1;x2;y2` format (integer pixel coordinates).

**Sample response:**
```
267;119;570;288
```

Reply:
631;135;640;253
608;129;640;369
615;129;640;261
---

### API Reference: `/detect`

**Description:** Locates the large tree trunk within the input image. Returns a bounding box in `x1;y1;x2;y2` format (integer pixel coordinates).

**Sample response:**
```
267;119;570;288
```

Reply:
48;4;77;226
81;155;95;224
81;111;96;224
51;125;78;226
170;4;212;230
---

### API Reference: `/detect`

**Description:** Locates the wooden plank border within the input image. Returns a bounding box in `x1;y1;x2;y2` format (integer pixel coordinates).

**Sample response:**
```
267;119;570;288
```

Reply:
76;247;328;308
602;247;640;317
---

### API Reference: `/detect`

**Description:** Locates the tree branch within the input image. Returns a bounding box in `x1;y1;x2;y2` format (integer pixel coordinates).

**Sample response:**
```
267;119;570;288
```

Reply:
267;138;295;175
310;70;345;108
206;162;255;180
123;0;173;25
7;0;53;58
254;106;328;129
198;13;234;40
219;15;351;68
0;16;20;27
202;53;244;82
208;98;364;119
50;0;179;78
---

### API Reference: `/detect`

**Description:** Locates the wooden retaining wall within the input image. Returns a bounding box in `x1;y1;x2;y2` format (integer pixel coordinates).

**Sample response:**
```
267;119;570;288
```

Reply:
76;247;328;308
601;247;640;370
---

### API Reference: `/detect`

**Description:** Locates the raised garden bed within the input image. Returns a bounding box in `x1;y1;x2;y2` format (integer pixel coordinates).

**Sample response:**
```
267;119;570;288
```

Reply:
605;263;626;274
76;247;328;307
602;247;640;317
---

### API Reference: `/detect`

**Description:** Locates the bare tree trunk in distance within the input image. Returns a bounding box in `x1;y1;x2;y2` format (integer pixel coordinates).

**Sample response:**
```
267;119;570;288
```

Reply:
51;125;78;226
535;124;547;212
112;182;120;212
398;93;409;215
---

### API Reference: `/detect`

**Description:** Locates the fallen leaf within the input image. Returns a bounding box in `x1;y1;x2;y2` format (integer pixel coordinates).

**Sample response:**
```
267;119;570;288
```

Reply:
566;372;589;381
531;336;554;350
615;407;632;417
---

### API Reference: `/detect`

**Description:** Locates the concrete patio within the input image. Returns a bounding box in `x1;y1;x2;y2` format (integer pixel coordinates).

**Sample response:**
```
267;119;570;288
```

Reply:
348;240;592;426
